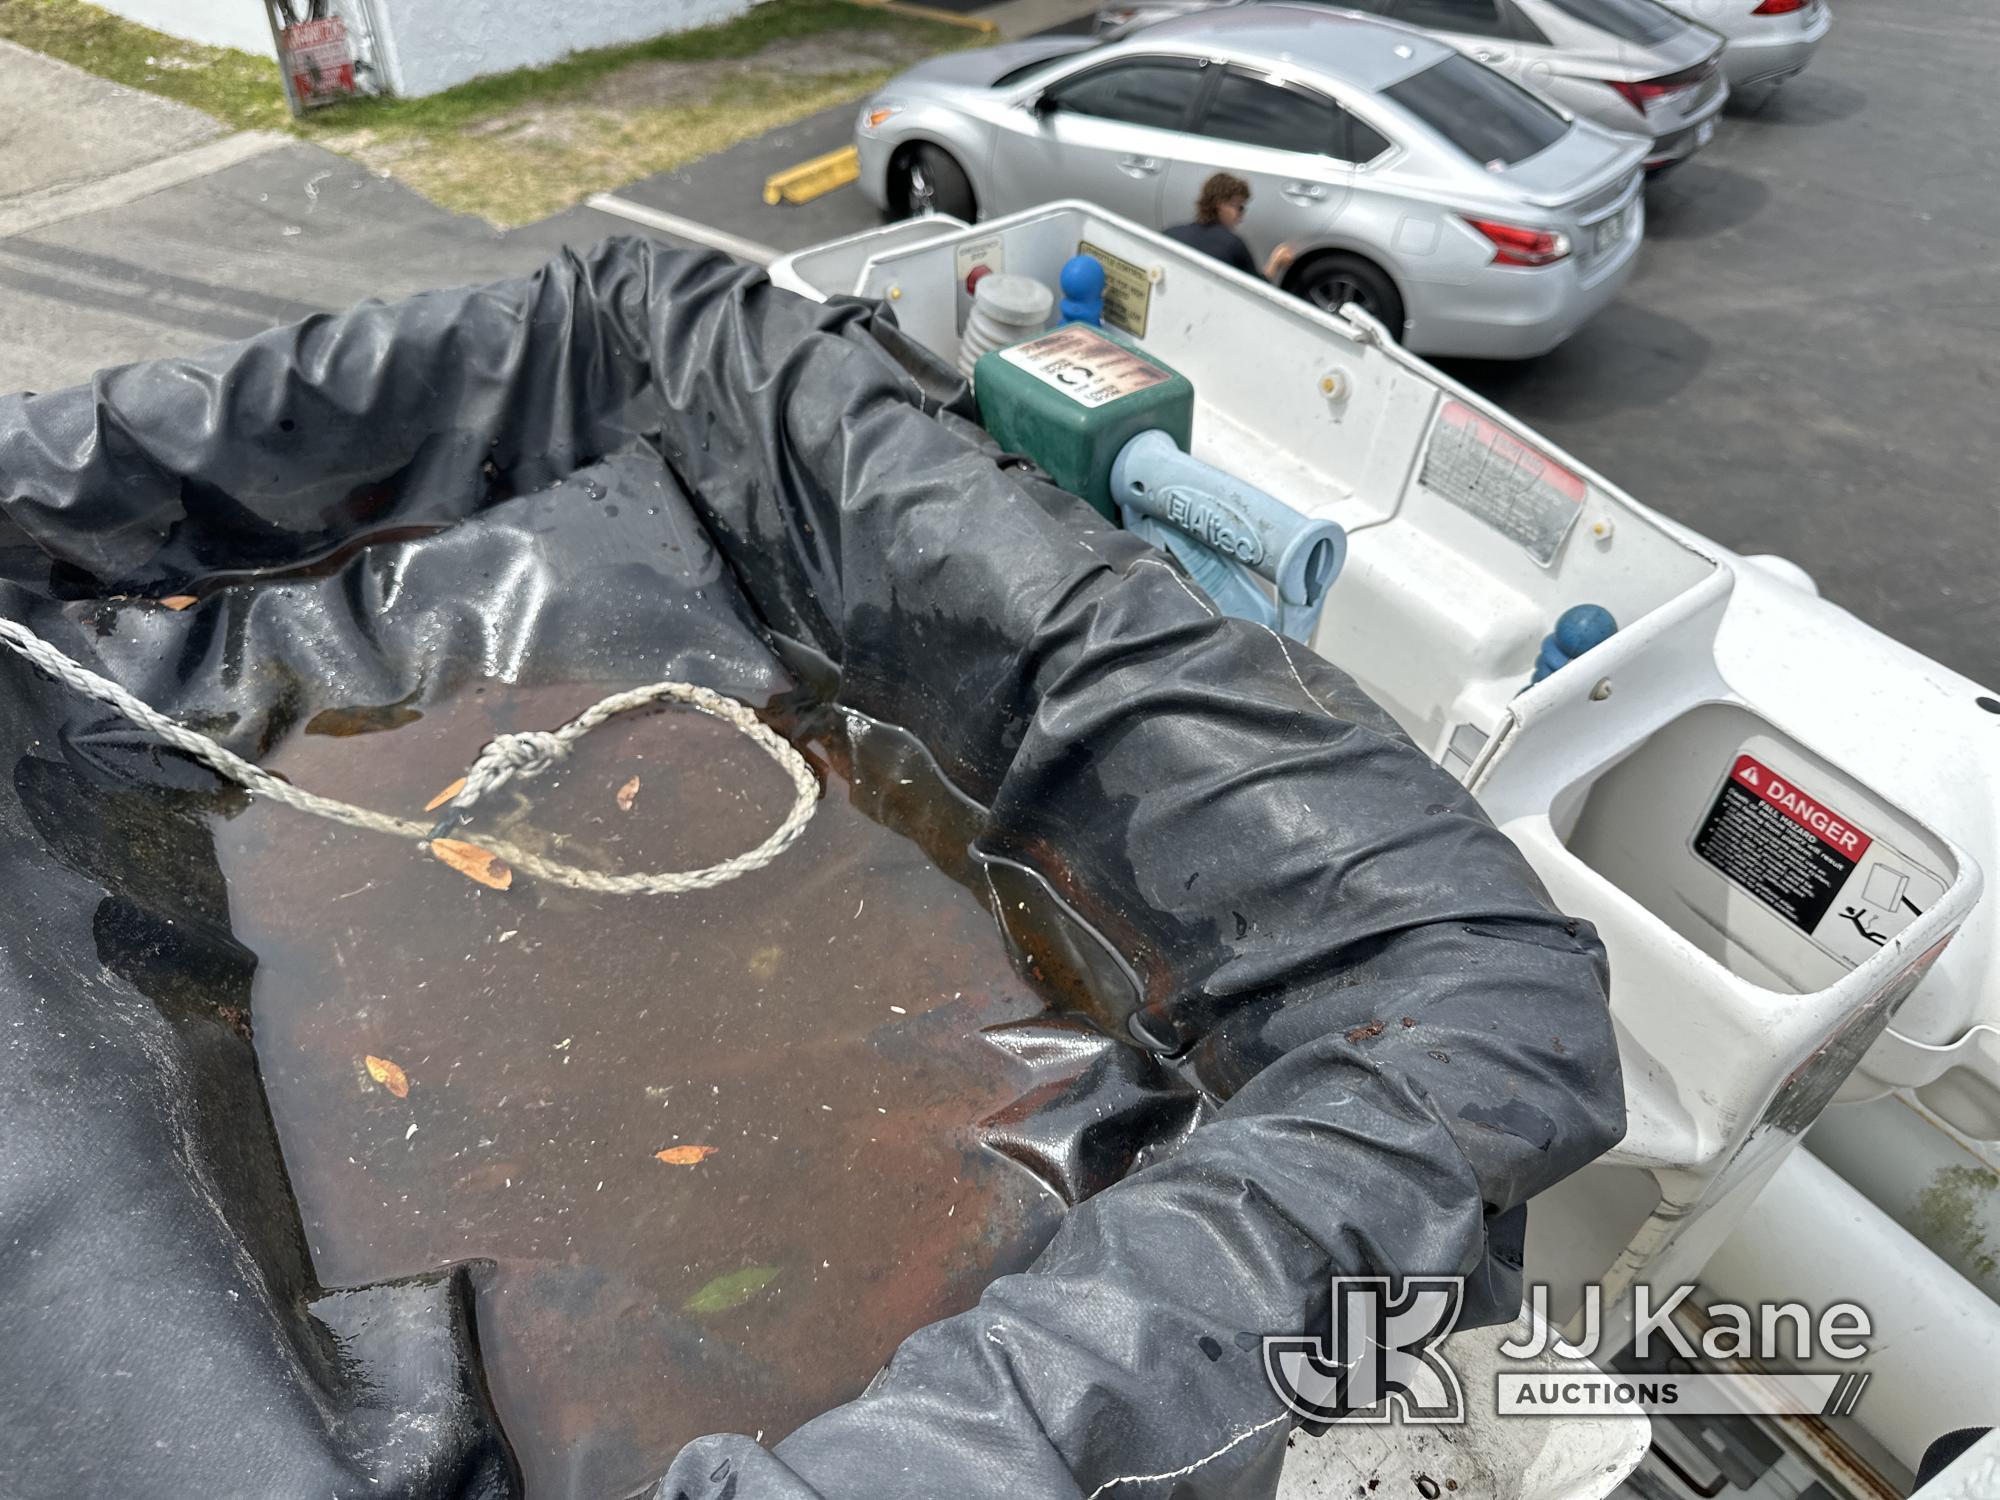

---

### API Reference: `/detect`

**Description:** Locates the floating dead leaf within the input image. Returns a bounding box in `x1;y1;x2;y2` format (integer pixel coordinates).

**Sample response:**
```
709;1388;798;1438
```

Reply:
423;775;468;812
364;1054;410;1098
654;1145;718;1167
683;1264;778;1314
616;775;642;812
158;595;197;611
430;837;513;890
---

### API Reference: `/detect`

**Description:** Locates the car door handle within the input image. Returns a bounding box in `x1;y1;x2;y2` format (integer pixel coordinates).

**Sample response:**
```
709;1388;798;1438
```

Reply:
1282;181;1329;204
1117;155;1162;177
1472;47;1511;63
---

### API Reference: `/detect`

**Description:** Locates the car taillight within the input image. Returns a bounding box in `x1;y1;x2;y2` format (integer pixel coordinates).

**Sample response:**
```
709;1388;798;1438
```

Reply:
1606;59;1716;114
1752;0;1807;11
1462;217;1572;267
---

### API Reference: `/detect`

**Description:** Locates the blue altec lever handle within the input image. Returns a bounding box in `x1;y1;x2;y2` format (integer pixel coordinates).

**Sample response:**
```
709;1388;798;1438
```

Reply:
1530;603;1617;685
1109;429;1346;643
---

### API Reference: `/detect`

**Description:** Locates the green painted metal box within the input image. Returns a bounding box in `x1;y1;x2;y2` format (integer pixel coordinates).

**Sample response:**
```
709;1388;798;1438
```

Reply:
974;324;1194;521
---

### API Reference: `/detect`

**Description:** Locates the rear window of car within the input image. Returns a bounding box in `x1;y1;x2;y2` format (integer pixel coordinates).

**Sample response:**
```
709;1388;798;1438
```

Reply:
1344;114;1393;162
1539;0;1683;45
1382;53;1567;167
1386;0;1535;41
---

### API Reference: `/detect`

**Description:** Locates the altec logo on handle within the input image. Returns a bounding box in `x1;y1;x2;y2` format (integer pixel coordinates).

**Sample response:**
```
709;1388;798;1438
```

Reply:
1729;755;1872;860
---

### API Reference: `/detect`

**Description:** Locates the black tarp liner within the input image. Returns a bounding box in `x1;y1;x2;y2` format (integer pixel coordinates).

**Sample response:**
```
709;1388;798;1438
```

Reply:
0;239;1622;1500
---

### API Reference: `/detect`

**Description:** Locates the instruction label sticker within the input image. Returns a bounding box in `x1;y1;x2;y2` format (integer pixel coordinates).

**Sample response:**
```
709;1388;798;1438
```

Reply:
953;236;1004;335
997;326;1169;409
1691;753;1947;969
1077;240;1152;338
1420;400;1585;567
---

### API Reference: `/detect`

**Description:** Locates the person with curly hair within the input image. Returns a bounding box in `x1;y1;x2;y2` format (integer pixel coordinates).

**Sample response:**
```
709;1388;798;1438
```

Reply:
1163;172;1296;283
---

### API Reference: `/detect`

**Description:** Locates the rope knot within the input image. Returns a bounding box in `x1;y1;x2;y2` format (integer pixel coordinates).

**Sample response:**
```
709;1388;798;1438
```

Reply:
452;728;573;817
483;728;569;779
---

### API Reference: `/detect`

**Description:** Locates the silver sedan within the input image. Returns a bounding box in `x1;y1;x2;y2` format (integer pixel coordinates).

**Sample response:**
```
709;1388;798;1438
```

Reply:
1098;0;1732;171
1660;0;1831;91
855;8;1649;359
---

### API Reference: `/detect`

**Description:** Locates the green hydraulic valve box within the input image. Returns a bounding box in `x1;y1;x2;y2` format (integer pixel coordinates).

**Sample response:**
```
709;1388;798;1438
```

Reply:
974;324;1195;521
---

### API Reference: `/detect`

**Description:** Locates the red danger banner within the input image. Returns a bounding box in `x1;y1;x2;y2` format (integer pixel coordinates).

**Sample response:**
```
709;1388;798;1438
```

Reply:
1694;754;1873;934
1727;754;1871;859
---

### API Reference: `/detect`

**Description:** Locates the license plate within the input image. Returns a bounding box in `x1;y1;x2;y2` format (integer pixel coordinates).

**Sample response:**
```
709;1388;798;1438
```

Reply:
1697;117;1717;147
1594;210;1626;254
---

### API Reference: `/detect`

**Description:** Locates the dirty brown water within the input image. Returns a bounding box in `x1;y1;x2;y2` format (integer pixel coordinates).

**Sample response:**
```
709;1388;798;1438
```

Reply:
212;682;1098;1500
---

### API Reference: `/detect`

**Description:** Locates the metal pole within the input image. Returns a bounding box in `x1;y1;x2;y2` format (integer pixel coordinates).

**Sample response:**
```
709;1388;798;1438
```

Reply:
262;0;305;118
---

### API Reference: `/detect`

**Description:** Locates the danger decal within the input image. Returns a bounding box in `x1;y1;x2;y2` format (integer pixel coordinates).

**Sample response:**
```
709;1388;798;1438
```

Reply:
1692;753;1947;969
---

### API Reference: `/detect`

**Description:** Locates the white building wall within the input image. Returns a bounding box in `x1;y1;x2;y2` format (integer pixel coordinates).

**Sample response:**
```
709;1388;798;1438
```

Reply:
369;0;756;97
90;0;760;97
93;0;277;56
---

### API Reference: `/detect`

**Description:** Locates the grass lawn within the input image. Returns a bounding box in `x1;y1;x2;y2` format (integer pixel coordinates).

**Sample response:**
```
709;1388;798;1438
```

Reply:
0;0;985;224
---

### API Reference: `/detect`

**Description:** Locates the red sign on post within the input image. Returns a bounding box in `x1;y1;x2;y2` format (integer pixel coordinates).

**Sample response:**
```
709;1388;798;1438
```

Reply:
269;9;356;113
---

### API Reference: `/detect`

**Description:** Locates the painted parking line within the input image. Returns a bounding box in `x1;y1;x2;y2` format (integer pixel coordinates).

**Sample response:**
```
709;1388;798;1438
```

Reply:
582;193;778;266
763;146;862;207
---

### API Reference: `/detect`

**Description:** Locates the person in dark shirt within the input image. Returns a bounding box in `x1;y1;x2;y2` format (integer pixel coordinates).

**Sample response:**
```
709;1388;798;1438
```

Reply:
1163;172;1296;283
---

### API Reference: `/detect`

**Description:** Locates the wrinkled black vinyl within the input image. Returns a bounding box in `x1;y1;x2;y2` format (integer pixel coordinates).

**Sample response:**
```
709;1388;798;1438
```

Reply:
0;240;1622;1500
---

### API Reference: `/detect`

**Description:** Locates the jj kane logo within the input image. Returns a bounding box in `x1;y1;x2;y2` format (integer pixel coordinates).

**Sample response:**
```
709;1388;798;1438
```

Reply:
1264;1280;1875;1425
1263;1277;1466;1424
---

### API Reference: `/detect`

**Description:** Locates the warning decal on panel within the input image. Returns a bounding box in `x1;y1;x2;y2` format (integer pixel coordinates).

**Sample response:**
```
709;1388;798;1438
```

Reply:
953;237;1004;334
997;326;1169;409
1078;240;1151;338
1691;753;1948;969
1420;399;1586;567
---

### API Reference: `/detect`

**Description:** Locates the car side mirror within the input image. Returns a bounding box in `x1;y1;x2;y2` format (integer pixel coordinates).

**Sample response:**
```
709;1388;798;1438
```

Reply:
1030;91;1058;117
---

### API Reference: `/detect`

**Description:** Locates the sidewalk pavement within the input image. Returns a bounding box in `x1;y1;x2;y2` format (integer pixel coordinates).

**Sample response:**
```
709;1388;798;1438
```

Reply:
0;38;221;204
0;135;632;394
0;0;1101;394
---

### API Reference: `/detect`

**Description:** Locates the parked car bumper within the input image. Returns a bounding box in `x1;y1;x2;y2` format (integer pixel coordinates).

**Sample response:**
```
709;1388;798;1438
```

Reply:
1644;111;1721;170
1562;76;1728;174
1404;202;1643;360
1720;3;1833;88
1642;77;1729;171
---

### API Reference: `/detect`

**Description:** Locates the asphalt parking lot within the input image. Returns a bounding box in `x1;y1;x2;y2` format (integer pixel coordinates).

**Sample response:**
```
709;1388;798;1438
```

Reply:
2;0;1990;689
611;0;1997;692
1450;0;1999;691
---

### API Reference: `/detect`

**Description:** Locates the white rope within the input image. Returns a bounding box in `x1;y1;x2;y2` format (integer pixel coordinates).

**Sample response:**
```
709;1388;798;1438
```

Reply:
0;615;819;895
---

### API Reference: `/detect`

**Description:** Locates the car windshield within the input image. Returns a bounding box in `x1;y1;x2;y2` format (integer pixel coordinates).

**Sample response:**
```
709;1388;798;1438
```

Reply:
992;45;1103;88
1539;0;1683;45
1382;53;1568;167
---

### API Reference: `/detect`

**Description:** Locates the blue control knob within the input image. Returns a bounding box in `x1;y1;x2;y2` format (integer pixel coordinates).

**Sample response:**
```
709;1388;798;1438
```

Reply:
1531;603;1617;684
1059;254;1107;327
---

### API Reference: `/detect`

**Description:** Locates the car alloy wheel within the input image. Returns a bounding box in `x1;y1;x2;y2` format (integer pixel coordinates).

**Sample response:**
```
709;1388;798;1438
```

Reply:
1307;274;1377;318
908;161;937;216
1291;252;1404;341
